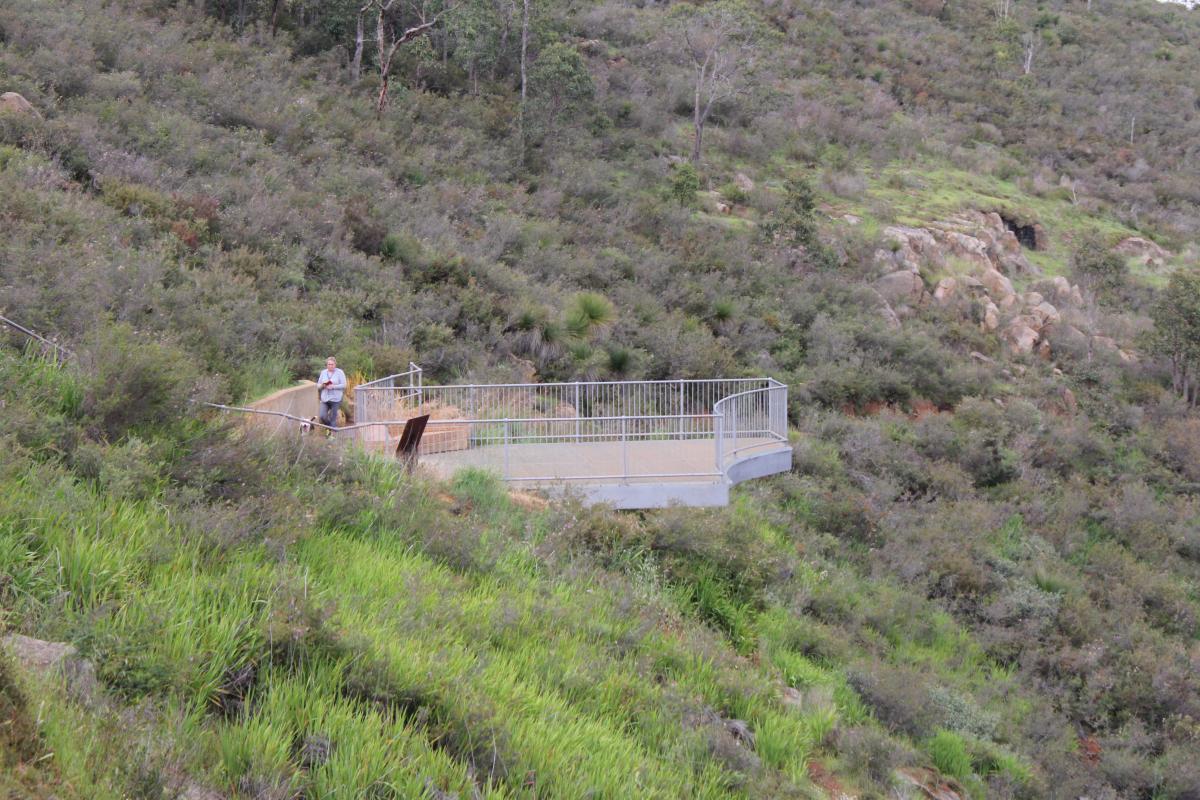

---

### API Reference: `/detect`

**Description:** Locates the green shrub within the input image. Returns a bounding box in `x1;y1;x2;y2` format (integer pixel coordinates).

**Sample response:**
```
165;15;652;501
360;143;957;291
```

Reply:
718;181;748;205
669;163;700;206
79;324;203;439
380;232;422;265
927;728;973;781
0;144;20;171
100;180;174;219
1071;232;1128;298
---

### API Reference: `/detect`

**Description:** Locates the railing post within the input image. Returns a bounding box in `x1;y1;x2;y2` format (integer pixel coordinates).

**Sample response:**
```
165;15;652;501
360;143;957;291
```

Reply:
732;399;738;457
574;383;581;443
503;419;511;478
715;409;724;473
621;416;629;481
678;379;684;438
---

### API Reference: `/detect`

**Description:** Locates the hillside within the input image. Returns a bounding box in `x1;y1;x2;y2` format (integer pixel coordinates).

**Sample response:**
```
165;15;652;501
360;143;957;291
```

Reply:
2;0;1200;797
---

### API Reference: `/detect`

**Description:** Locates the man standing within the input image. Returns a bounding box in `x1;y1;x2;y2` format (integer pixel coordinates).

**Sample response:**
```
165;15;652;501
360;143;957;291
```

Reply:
317;356;347;429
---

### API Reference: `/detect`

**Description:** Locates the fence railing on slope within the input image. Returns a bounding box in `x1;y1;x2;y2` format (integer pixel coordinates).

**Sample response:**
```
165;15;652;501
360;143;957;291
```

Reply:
0;314;72;364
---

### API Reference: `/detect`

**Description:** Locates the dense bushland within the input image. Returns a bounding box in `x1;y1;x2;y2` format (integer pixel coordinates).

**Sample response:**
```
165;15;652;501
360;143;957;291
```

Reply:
2;0;1200;797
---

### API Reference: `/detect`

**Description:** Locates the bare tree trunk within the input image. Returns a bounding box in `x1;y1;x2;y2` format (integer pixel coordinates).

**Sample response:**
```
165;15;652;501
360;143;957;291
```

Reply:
493;0;515;81
520;0;529;103
351;7;366;81
377;72;391;114
270;0;283;36
690;54;711;164
518;0;529;157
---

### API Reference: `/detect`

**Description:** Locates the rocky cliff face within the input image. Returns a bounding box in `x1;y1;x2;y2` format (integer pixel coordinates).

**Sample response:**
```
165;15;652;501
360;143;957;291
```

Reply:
871;210;1135;361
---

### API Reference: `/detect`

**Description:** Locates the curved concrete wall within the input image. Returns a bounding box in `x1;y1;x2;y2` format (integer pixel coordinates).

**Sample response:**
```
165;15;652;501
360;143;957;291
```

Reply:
246;381;320;436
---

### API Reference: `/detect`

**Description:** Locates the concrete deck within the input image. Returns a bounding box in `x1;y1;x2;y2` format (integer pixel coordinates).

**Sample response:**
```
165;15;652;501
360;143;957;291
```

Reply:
419;437;792;509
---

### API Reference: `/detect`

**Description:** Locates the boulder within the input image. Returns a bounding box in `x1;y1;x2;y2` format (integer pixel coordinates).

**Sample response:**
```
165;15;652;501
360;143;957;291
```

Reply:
1059;387;1078;416
1047;323;1089;353
933;277;958;305
875;270;926;307
877;225;941;274
1032;223;1049;251
1005;319;1040;355
1;634;97;703
934;210;1035;273
970;351;996;365
1092;335;1119;355
939;230;994;272
734;172;755;193
1023;291;1044;307
0;91;40;118
1029;301;1061;327
2;634;73;670
1115;236;1169;267
873;210;1038;281
979;268;1015;300
1049;276;1072;304
895;766;965;800
981;300;1000;331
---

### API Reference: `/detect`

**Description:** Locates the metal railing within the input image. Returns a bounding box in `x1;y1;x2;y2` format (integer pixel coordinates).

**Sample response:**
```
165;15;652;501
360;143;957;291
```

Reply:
1;314;72;364
353;374;789;483
353;362;423;423
714;380;789;468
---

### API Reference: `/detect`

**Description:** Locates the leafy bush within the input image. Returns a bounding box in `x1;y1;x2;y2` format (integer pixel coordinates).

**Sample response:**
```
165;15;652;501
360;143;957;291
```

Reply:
78;325;204;440
669;163;700;206
1071;232;1128;299
927;729;972;781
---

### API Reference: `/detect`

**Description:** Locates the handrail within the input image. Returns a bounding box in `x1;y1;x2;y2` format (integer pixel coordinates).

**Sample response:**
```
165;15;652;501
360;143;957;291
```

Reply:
712;382;789;471
408;377;767;390
357;362;422;390
0;314;72;363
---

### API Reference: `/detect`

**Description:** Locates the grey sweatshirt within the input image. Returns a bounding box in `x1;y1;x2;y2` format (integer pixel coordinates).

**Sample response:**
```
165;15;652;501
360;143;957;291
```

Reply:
317;368;347;402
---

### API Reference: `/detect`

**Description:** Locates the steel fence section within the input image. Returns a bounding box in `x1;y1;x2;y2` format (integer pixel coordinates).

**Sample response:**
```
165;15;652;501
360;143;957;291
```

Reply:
332;369;788;482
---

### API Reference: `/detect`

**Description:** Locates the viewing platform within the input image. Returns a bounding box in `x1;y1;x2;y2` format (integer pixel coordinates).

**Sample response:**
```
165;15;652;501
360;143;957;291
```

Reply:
354;367;791;508
236;366;792;509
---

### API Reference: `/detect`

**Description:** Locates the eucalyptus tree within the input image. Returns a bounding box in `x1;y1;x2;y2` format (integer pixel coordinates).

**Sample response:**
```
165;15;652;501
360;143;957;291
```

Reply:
352;0;457;113
666;0;767;164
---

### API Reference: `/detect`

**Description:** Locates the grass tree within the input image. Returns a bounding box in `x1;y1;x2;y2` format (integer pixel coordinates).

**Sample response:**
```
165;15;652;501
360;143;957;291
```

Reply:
565;292;615;339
